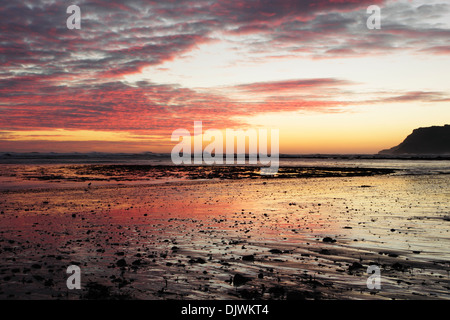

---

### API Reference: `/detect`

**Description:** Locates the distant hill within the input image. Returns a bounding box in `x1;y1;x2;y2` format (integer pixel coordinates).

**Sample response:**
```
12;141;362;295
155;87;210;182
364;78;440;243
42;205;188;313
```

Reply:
379;125;450;155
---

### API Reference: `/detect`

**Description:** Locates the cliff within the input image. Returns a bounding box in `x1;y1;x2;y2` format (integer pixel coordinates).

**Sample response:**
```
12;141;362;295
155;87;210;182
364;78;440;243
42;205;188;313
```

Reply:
379;125;450;155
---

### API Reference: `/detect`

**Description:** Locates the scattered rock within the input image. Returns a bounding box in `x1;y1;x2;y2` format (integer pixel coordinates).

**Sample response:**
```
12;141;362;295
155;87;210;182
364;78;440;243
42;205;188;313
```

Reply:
232;274;251;287
268;286;285;298
348;262;364;272
238;289;261;299
269;249;283;254
392;262;408;272
116;259;127;267
131;259;142;266
322;237;336;243
188;257;206;264
242;255;255;262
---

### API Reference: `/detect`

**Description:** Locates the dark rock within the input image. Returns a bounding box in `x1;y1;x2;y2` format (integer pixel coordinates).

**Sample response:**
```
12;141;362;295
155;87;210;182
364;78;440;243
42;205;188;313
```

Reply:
44;279;54;287
242;255;255;261
84;282;112;300
131;259;142;266
286;290;308;300
348;262;364;272
116;259;127;267
269;249;283;254
239;289;261;299
188;257;206;264
268;286;285;298
392;262;408;271
232;274;251;287
33;275;44;281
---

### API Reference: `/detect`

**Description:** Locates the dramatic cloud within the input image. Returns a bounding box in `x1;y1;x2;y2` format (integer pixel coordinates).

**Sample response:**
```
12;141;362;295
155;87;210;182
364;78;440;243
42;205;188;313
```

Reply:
234;78;351;93
0;78;352;133
0;0;449;151
381;91;450;103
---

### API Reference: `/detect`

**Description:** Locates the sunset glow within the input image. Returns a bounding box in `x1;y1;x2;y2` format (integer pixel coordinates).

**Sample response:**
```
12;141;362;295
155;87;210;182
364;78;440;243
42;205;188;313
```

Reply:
1;0;449;153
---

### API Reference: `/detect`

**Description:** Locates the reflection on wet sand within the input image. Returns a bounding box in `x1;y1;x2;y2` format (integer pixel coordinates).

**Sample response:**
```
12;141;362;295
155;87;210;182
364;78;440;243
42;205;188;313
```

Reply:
0;171;449;300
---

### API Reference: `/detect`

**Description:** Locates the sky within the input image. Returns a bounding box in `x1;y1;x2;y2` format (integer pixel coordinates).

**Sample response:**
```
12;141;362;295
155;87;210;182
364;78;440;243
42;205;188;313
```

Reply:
0;0;449;154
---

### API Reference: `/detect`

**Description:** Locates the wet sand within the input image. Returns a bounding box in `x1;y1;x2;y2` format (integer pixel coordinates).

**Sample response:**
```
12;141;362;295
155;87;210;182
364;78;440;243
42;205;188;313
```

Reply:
0;173;449;300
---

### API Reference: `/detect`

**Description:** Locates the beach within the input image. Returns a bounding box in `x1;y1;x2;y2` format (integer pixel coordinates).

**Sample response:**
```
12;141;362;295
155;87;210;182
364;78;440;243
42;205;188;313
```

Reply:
2;0;450;306
0;164;449;300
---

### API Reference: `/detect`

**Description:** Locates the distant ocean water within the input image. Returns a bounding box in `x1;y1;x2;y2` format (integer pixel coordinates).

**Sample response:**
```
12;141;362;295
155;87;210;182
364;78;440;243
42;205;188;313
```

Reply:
1;152;450;175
